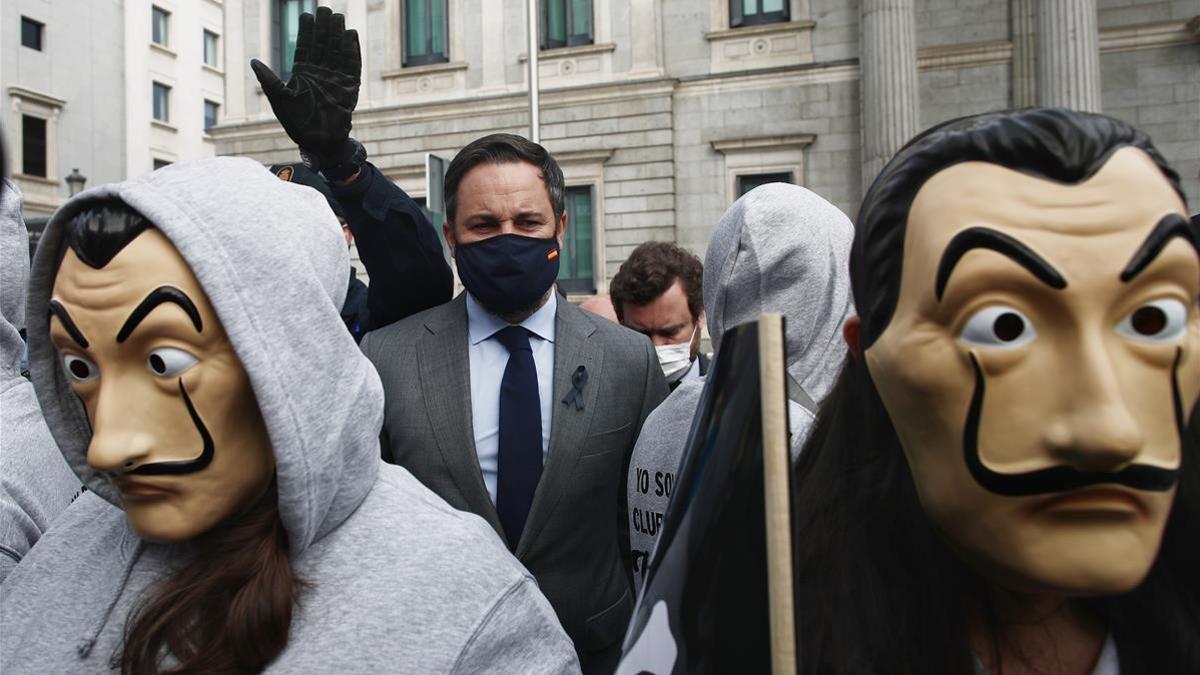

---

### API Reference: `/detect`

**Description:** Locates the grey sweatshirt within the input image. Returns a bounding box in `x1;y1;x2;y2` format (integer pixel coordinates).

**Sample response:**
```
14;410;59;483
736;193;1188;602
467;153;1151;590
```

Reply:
0;180;81;583
626;183;855;592
1;158;580;673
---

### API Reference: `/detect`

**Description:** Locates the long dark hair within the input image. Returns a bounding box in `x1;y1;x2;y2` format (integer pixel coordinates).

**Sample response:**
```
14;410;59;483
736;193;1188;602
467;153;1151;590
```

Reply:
793;109;1200;673
62;202;304;673
117;484;302;674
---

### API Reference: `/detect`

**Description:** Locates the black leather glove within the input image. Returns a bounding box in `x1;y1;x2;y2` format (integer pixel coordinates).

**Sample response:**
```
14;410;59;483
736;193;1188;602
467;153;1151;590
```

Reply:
250;6;361;164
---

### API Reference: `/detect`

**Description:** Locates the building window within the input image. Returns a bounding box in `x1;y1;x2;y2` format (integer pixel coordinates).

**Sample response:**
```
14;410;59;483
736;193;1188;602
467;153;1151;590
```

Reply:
152;82;171;122
21;116;48;178
542;0;592;49
21;17;44;51
557;186;595;293
730;0;789;28
152;6;170;46
153;159;173;170
204;100;220;130
203;30;220;67
403;0;449;66
737;172;793;197
273;0;317;81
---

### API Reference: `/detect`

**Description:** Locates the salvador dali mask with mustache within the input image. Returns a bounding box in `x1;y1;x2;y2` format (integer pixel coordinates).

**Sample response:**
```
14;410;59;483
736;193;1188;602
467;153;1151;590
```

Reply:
49;227;274;543
864;147;1200;595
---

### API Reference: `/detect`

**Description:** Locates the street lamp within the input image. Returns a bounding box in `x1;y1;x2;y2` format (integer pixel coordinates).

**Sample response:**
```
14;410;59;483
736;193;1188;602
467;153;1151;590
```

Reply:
65;168;87;196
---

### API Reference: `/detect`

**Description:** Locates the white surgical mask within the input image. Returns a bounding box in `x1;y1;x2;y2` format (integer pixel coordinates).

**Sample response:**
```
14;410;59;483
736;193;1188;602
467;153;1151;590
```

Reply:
655;324;699;384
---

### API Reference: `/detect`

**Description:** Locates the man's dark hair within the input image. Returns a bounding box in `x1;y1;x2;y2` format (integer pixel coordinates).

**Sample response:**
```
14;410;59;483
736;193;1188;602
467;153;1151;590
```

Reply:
793;109;1199;673
444;133;565;226
63;200;151;269
853;107;1186;350
609;241;704;323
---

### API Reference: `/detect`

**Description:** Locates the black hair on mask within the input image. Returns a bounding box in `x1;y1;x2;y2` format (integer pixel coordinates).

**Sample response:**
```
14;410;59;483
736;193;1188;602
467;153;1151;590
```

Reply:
63;200;152;269
853;107;1187;350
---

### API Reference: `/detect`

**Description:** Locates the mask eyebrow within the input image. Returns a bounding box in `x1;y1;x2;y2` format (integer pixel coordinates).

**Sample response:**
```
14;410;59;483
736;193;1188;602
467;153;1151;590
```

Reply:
936;226;1068;301
48;300;90;349
116;285;204;343
1119;214;1198;283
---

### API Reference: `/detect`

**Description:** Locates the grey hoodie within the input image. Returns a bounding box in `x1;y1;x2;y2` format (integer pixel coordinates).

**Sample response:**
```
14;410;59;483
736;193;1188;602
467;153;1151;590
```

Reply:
1;158;580;673
626;183;855;592
0;180;82;583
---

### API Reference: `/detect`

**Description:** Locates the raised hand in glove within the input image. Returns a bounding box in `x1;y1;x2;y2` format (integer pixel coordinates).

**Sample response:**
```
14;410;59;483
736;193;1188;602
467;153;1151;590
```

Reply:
250;6;361;166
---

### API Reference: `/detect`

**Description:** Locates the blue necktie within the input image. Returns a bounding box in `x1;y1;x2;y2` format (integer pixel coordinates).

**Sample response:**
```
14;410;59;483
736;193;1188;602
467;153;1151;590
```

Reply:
494;325;543;549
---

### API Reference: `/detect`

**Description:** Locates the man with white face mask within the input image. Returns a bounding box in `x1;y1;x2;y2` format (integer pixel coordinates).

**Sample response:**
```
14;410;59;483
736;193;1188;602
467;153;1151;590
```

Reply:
610;242;707;389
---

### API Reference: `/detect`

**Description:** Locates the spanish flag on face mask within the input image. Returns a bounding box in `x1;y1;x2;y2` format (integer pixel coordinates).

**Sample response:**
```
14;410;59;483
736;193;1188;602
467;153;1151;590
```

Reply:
548;249;559;262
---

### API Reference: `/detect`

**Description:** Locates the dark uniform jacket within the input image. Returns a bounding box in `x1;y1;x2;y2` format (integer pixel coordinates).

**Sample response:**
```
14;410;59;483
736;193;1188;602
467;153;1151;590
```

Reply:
331;161;453;331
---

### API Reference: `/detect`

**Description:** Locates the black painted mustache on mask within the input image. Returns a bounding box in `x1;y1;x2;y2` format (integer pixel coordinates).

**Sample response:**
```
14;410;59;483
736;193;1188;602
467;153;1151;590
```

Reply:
962;351;1181;497
120;378;214;476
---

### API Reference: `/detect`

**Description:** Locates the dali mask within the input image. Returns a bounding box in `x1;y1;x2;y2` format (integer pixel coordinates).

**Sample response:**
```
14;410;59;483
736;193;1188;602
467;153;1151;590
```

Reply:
865;147;1199;595
50;227;274;543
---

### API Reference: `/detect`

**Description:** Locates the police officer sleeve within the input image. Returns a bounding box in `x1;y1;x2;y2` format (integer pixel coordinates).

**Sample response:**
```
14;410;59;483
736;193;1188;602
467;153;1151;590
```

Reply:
330;162;453;330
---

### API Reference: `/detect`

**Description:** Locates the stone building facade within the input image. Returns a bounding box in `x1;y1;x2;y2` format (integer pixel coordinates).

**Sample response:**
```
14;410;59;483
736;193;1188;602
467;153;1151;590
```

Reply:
3;0;227;219
216;1;1200;295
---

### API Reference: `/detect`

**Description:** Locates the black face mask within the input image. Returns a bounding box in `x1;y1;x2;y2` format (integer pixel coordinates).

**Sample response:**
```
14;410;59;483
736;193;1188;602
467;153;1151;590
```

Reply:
454;233;560;314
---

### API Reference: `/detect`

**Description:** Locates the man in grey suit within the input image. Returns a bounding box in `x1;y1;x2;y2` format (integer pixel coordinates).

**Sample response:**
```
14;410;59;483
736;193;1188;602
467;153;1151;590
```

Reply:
361;133;668;672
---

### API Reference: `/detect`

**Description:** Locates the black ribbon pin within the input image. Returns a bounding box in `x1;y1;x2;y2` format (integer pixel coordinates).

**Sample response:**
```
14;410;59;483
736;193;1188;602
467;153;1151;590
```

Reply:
561;365;588;411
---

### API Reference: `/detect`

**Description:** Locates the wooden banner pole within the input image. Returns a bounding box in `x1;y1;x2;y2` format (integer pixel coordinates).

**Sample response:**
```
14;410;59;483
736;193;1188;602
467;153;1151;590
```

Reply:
758;313;796;675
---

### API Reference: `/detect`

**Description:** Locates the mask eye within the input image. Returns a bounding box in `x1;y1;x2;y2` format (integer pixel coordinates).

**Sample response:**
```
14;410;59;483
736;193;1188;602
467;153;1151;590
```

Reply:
960;306;1036;348
147;347;198;377
62;354;100;383
1116;299;1188;343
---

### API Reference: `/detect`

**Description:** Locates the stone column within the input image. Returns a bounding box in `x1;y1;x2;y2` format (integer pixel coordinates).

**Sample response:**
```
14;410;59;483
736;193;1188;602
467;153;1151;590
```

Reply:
1010;0;1037;108
1036;0;1102;111
860;0;920;192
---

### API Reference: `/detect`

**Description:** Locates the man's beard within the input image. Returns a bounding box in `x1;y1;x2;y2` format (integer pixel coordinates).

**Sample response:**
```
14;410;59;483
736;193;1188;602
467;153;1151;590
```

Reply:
485;287;554;325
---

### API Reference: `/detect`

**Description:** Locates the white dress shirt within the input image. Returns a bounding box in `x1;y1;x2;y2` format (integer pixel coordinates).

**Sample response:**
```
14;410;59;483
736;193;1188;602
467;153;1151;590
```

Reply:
466;291;556;505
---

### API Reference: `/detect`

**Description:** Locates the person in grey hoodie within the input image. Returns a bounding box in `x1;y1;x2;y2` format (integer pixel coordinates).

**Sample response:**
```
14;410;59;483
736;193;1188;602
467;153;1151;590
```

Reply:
0;157;580;673
626;183;855;591
0;179;82;583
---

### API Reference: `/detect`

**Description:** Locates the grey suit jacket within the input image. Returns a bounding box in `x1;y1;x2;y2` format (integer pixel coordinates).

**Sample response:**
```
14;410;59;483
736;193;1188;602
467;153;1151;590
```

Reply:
361;293;668;661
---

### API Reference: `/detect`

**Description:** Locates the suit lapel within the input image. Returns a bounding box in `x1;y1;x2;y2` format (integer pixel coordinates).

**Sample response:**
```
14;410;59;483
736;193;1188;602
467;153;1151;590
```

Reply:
417;294;505;537
516;300;603;558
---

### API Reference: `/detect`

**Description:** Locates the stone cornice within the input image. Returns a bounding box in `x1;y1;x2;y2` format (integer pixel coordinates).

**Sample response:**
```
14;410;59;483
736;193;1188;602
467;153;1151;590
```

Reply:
1099;18;1200;53
711;134;817;154
380;61;469;80
517;42;617;63
7;85;68;109
552;148;615;164
675;61;859;98
702;19;817;42
912;19;1199;72
917;40;1012;71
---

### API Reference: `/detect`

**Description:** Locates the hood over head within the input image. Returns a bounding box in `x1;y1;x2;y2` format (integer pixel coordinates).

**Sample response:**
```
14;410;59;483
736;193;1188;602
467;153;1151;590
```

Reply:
1;180;28;383
703;182;855;405
25;157;383;554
